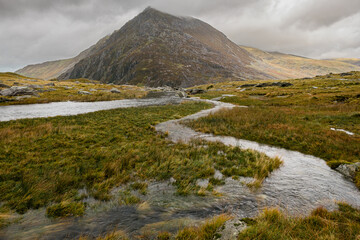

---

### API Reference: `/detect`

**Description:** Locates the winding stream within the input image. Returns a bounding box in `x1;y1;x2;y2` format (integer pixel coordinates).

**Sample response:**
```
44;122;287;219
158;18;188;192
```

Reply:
1;98;359;239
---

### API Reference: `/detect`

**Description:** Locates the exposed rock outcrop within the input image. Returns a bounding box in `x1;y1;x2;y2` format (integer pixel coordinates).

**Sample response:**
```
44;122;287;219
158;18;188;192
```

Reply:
0;86;38;96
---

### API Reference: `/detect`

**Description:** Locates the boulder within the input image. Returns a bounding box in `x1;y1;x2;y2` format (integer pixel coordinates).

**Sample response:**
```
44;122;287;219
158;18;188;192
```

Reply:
110;88;121;93
78;91;91;95
336;162;360;179
176;91;187;98
186;89;207;95
0;86;37;96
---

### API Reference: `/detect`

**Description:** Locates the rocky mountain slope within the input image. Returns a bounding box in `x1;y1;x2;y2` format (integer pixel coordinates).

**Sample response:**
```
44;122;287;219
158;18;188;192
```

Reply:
16;7;360;87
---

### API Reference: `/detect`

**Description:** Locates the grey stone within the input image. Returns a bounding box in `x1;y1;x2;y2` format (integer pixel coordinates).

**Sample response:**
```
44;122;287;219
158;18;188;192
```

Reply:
78;91;91;95
336;162;360;179
0;86;37;96
15;95;32;100
217;219;247;240
110;88;121;93
214;170;223;180
186;89;206;95
196;179;209;188
211;97;224;101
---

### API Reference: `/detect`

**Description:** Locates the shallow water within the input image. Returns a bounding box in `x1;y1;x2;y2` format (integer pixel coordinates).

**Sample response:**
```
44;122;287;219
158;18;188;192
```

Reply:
1;99;360;239
0;97;181;122
156;99;360;215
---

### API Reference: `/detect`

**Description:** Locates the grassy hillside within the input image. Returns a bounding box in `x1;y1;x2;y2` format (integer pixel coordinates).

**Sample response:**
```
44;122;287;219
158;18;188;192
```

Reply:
16;58;77;80
242;46;360;79
0;72;147;105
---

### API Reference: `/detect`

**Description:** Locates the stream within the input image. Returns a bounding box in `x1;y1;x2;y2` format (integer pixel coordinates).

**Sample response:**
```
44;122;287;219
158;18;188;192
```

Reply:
1;98;359;239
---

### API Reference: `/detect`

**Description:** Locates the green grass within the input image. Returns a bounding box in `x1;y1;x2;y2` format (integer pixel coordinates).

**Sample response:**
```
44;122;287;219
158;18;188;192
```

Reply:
238;203;360;240
187;72;360;188
175;214;231;240
46;202;85;218
0;101;281;215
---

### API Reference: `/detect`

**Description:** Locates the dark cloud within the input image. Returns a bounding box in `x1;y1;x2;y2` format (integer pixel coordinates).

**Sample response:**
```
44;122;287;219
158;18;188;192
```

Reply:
0;0;359;72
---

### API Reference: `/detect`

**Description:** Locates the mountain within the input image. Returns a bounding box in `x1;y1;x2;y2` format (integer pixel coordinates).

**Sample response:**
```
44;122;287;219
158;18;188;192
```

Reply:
16;7;360;87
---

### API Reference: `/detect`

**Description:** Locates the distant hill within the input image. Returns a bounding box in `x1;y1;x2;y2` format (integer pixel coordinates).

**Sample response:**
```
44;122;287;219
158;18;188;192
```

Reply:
241;46;360;79
330;58;360;67
16;7;360;87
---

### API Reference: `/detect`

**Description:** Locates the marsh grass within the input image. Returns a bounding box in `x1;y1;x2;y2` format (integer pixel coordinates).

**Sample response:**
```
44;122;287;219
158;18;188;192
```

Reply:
238;203;360;240
0;101;280;215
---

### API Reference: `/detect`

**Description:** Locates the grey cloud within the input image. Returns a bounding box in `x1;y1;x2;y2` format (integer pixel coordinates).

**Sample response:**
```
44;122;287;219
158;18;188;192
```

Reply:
0;0;359;72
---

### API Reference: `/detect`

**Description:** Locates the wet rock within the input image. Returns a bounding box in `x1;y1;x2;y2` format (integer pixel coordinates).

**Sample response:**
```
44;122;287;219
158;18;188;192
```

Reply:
89;88;97;92
110;88;121;93
78;91;91;95
64;86;73;90
336;162;360;179
216;219;247;240
0;86;38;96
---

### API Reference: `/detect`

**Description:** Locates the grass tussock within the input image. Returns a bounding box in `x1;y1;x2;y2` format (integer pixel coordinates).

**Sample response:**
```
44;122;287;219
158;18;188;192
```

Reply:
79;230;129;240
0;101;280;215
238;203;360;240
46;202;85;218
175;214;231;240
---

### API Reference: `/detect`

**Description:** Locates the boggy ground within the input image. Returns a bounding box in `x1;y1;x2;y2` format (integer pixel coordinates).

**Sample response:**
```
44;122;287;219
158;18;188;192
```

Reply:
77;203;360;239
187;71;360;188
0;101;281;231
0;72;147;105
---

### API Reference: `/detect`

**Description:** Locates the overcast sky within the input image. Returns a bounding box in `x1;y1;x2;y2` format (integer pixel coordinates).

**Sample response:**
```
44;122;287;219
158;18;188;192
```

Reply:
1;0;360;72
